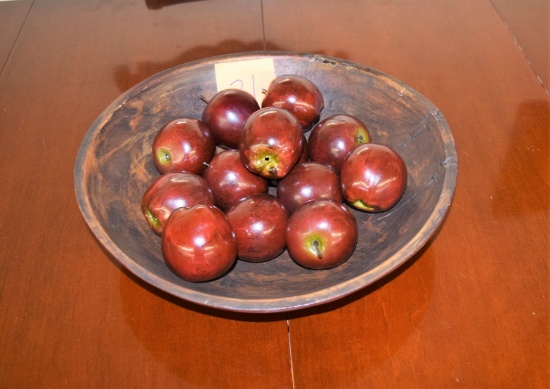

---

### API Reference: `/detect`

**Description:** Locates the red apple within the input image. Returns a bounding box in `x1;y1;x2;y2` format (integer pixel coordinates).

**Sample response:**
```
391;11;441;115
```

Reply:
286;200;358;269
267;133;310;188
152;117;215;175
226;194;288;262
141;172;215;235
340;143;407;212
262;75;324;130
201;89;260;149
308;114;371;172
239;107;304;179
277;162;343;214
161;205;237;282
203;149;268;211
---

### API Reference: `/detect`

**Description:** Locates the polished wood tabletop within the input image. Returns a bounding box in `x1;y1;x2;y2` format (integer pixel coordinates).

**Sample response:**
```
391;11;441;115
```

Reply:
1;0;548;387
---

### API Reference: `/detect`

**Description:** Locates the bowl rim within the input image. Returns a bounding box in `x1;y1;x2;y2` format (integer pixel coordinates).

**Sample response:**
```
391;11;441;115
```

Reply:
74;51;458;313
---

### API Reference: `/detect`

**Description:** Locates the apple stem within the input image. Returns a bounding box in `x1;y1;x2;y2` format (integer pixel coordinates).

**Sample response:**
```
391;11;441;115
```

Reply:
203;161;210;168
199;94;209;104
313;240;323;259
261;88;267;94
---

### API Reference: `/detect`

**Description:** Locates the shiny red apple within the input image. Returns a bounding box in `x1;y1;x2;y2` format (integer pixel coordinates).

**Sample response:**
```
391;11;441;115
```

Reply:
239;107;303;179
267;133;310;188
262;75;324;130
152;117;215;175
203;149;268;211
308;114;371;172
340;143;407;212
286;199;358;269
140;172;215;235
277;162;343;214
161;205;237;282
201;89;260;149
226;194;288;262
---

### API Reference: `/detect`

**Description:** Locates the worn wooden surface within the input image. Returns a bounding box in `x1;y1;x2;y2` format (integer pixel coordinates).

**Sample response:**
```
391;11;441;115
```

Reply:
0;0;547;387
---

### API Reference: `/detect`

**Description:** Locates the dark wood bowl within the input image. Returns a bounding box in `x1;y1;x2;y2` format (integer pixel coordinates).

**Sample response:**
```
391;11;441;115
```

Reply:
74;52;458;313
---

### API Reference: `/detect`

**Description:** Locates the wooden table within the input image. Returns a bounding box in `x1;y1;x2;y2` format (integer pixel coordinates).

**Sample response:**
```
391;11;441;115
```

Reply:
1;0;548;387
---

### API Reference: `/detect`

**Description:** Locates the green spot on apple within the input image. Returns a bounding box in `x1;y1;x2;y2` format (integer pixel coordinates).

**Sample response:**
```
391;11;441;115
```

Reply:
352;199;376;212
144;209;161;231
156;148;172;166
356;128;370;145
252;151;279;177
306;234;325;260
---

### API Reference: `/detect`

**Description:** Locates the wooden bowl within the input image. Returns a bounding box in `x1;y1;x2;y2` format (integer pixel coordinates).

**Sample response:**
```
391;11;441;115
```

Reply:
74;52;458;313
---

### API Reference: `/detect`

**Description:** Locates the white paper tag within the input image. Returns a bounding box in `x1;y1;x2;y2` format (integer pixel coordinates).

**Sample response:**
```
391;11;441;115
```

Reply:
214;58;276;106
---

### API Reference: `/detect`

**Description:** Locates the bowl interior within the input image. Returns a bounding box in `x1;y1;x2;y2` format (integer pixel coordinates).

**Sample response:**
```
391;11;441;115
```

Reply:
75;52;458;312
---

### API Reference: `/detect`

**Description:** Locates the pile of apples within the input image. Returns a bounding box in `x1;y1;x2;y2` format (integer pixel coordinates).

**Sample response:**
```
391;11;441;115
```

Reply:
141;75;407;282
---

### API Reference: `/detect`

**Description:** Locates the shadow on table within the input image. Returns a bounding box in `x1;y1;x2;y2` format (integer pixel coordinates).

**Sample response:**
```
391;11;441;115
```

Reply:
113;39;350;93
